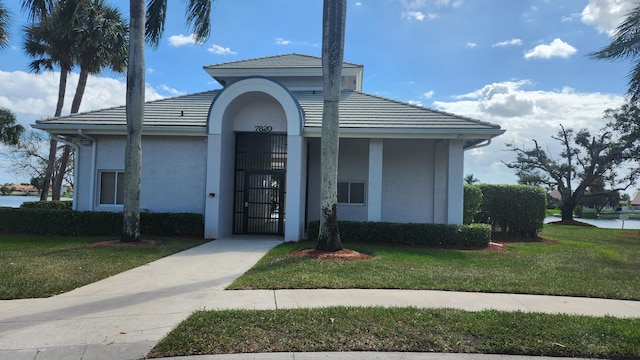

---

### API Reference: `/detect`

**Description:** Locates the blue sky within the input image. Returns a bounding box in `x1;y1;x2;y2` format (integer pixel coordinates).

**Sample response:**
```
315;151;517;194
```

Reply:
0;0;636;190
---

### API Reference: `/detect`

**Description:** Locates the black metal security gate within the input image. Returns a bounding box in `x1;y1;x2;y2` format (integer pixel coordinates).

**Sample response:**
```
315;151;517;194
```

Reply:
233;133;287;235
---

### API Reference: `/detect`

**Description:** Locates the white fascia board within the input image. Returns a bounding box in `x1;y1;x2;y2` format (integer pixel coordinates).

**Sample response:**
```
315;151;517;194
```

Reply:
205;67;363;81
302;127;505;139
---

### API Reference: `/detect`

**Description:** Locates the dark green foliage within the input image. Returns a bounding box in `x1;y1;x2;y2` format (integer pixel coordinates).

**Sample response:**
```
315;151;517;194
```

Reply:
307;221;491;248
0;208;203;237
20;200;72;210
463;184;483;224
475;184;546;237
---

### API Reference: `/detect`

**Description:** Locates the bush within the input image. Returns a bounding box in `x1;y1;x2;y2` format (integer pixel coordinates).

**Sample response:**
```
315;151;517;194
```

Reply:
463;184;483;224
20;200;72;210
0;208;203;237
307;221;491;248
475;184;546;237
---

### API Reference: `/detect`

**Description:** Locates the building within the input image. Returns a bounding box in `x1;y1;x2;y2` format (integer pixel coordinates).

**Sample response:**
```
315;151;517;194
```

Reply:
33;54;505;241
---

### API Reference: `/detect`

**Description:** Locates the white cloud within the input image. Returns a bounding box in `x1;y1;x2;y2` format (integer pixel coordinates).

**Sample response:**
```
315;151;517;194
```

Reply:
524;38;577;59
492;38;522;47
422;90;435;99
207;44;237;55
433;80;625;185
466;42;477;48
168;33;199;47
0;70;164;128
275;37;292;45
402;11;426;21
581;0;634;36
355;2;362;5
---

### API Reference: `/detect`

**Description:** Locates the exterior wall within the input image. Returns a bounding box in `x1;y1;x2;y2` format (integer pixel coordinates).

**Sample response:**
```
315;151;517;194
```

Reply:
91;135;207;214
381;139;435;223
307;138;370;222
73;141;94;211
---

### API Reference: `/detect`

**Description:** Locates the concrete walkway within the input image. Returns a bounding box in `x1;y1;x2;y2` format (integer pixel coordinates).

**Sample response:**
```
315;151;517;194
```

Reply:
1;237;639;360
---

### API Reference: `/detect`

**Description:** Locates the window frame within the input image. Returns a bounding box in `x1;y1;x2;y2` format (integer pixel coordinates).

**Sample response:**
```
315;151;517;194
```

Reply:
98;170;125;207
337;180;366;206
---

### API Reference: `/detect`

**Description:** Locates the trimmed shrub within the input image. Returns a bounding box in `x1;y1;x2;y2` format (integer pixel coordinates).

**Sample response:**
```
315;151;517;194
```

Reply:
475;184;546;237
463;184;483;224
307;221;491;248
0;208;203;237
20;200;72;210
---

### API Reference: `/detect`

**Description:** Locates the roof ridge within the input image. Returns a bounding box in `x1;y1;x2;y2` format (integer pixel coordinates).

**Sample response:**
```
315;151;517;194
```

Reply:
204;53;363;68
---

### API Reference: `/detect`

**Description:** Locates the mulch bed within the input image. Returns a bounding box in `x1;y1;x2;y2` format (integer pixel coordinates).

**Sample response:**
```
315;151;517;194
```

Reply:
547;219;595;227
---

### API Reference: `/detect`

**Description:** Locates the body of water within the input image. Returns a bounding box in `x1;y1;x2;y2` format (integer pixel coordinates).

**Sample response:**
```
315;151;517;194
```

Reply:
0;196;71;208
544;216;640;230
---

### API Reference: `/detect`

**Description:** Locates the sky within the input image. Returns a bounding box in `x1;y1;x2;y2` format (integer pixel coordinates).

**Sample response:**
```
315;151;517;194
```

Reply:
0;0;637;191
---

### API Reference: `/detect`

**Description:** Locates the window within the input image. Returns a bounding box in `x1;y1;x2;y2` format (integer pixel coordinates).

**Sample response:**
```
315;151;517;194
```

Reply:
337;181;365;205
100;171;124;205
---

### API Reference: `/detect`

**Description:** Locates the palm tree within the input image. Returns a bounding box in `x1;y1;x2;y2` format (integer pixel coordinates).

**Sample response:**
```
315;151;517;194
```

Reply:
464;174;480;185
591;4;640;103
0;0;10;49
23;1;77;200
122;0;212;242
316;0;347;252
51;0;128;199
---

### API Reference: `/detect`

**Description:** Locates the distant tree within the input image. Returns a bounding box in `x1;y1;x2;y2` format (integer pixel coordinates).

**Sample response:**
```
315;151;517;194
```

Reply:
0;185;16;196
0;107;25;145
579;179;621;214
505;122;638;222
464;174;480;185
30;176;44;191
0;0;10;49
590;3;640;104
4;131;59;191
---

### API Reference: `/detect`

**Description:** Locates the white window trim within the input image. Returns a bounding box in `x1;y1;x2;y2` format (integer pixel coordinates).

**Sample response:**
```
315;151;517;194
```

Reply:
97;170;125;208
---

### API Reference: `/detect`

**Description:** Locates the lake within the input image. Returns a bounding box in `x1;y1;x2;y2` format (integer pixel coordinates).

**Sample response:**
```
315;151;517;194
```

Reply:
544;216;640;230
0;196;71;208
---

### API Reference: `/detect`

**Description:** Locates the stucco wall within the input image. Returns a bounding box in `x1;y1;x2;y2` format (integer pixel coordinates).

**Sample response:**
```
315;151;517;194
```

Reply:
73;142;94;211
307;138;370;222
381;139;436;223
91;135;207;214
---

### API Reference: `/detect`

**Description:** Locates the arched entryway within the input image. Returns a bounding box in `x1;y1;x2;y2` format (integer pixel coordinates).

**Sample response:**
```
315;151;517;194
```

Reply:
204;77;306;241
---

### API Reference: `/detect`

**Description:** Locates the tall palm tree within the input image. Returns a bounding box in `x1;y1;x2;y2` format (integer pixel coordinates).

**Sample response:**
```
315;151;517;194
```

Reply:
316;0;347;252
591;4;640;103
52;0;128;199
23;1;77;200
0;0;10;49
122;0;212;242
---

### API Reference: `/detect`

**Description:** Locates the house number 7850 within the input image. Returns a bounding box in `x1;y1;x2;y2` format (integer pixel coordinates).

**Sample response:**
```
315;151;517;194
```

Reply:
255;126;273;132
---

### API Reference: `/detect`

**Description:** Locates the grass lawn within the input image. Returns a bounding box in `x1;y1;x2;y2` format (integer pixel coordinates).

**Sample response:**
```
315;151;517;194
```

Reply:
229;225;640;300
0;234;207;299
148;307;640;359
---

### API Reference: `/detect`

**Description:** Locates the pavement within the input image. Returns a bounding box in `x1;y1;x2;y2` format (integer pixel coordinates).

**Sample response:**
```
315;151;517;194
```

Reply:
1;236;639;360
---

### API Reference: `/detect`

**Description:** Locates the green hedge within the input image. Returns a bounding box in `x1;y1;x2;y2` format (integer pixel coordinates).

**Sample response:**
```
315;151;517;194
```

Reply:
307;221;491;248
474;184;546;237
20;200;72;210
0;208;203;237
463;184;483;225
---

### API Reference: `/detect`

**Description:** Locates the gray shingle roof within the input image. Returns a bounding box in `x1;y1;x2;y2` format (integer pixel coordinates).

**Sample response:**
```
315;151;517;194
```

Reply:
203;53;362;70
34;89;503;140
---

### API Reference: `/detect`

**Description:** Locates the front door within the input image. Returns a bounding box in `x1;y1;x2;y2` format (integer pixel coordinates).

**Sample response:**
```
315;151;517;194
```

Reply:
233;133;287;235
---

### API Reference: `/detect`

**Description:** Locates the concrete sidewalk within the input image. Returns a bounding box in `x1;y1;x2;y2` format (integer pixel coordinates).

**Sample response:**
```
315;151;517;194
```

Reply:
1;237;639;360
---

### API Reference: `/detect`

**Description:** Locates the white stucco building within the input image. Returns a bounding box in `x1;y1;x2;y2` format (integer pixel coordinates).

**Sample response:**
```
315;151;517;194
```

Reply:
34;54;505;241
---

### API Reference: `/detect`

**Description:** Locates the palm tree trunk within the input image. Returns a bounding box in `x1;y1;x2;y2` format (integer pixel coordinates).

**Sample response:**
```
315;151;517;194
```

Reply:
51;67;88;200
121;0;145;242
316;0;347;252
40;67;70;201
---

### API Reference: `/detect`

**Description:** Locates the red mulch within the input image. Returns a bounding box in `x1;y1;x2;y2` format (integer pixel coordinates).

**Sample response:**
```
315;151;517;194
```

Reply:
547;219;595;227
290;235;560;260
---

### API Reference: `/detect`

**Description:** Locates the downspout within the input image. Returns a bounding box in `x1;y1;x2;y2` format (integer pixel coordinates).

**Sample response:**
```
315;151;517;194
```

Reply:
52;135;79;210
77;130;97;210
